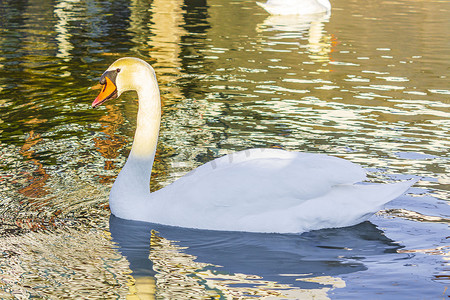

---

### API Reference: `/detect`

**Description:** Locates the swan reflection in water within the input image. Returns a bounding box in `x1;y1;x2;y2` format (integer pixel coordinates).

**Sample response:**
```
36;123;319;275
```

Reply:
257;11;332;63
109;215;403;298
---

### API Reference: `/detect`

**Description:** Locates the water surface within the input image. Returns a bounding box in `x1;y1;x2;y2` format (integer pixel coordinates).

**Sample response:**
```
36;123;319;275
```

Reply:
0;0;449;298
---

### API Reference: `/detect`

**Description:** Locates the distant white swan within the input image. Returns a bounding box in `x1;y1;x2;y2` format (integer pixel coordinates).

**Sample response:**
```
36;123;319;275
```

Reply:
92;57;415;233
257;0;331;15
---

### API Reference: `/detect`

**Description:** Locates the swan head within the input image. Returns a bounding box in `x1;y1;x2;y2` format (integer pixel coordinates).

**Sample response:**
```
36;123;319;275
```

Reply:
92;57;155;108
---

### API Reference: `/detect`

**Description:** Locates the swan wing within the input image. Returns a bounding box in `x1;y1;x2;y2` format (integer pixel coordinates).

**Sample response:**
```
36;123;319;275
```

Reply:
185;148;365;185
153;149;366;221
236;180;416;233
144;148;415;233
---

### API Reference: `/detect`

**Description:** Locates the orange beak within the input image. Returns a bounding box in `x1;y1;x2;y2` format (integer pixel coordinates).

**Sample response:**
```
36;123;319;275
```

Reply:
92;77;117;108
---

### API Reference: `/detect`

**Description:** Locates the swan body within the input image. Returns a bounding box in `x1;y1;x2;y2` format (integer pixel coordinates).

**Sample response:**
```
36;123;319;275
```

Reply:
93;57;415;233
257;0;331;15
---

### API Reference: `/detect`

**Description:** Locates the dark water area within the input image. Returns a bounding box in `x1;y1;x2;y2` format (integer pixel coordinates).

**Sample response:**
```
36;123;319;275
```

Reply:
0;0;449;298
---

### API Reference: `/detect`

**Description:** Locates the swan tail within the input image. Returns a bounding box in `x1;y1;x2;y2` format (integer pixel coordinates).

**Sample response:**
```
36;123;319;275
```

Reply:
256;2;270;12
327;179;417;224
358;178;418;207
290;179;418;233
235;179;417;234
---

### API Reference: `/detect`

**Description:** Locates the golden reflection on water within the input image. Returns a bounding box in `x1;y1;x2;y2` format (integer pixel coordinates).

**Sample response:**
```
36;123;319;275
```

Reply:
54;1;75;60
0;228;130;298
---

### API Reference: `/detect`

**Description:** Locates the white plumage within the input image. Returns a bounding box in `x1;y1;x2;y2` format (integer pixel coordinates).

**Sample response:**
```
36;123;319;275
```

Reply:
93;57;416;233
257;0;331;15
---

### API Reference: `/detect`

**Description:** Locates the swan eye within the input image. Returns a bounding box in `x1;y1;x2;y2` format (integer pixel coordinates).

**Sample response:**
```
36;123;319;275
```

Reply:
99;68;120;85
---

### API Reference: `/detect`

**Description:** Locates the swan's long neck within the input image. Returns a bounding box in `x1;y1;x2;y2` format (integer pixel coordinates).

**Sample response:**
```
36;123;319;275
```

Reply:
109;74;161;214
130;83;161;162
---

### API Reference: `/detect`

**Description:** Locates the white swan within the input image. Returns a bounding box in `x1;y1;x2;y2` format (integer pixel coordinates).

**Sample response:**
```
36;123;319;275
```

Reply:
257;0;331;15
92;57;415;233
